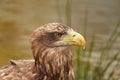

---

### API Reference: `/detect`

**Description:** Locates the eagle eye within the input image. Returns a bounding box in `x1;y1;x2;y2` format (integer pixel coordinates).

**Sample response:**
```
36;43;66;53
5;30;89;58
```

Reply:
54;32;63;38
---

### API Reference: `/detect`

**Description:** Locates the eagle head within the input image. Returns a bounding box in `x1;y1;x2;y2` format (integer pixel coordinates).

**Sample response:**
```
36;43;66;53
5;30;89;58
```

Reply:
31;22;86;49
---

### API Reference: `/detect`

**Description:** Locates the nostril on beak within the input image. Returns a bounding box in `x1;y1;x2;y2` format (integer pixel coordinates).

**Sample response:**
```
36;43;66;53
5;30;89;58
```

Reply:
72;34;76;37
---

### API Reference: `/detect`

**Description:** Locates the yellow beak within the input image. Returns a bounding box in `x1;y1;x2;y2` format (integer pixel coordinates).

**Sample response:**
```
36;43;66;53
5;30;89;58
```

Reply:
62;30;86;49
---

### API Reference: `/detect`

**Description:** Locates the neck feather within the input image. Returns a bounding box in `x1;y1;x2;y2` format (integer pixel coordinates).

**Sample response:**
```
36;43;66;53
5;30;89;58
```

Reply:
32;46;75;80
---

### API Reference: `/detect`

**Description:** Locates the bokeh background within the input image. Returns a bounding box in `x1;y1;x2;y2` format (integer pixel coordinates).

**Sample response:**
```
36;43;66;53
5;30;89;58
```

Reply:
0;0;119;70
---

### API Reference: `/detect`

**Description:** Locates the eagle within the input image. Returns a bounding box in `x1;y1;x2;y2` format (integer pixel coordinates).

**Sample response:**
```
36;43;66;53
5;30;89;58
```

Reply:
0;22;86;80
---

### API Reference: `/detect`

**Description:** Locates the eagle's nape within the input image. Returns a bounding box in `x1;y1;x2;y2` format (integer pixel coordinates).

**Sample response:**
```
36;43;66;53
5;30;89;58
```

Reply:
0;22;86;80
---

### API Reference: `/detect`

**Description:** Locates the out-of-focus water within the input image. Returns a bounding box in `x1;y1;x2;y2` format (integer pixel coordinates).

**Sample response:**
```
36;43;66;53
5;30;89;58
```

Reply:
0;0;120;65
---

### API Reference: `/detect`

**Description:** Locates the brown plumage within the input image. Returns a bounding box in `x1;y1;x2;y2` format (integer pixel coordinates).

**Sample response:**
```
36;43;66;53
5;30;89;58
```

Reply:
0;22;86;80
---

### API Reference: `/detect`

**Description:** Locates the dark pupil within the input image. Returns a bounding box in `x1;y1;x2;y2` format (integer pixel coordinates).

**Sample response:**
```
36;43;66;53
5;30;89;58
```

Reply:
55;33;63;37
56;33;62;36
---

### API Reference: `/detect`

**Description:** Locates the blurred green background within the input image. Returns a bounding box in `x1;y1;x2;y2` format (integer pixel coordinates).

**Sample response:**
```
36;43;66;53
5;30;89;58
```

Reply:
0;0;120;79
